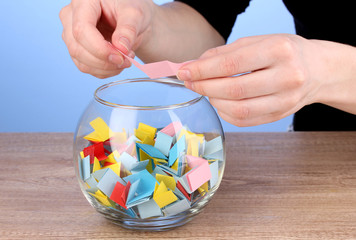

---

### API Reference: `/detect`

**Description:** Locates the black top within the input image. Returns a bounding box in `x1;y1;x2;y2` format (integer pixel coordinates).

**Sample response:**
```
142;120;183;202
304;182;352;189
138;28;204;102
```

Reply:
176;0;356;131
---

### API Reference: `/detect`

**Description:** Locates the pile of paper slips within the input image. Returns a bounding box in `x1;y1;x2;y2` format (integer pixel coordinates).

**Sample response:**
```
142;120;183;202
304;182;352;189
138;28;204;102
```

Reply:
77;117;223;219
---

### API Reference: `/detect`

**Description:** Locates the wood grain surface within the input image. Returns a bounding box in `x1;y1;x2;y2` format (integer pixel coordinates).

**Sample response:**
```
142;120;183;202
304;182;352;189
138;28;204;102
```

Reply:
1;132;356;239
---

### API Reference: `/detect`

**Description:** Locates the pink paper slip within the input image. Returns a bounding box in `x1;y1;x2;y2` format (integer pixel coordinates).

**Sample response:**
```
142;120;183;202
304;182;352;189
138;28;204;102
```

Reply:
130;59;186;79
111;44;190;79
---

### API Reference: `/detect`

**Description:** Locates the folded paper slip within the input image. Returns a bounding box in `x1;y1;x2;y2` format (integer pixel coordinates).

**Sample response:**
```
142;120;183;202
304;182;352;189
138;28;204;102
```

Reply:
112;44;191;79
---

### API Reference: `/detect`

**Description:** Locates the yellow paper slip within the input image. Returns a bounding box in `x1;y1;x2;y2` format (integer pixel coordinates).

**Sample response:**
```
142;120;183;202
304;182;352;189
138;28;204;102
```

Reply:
154;181;168;196
84;117;113;142
135;123;157;141
102;162;121;177
153;181;178;208
92;157;101;173
89;190;112;207
156;174;176;191
187;138;199;157
153;190;178;208
104;151;119;164
111;130;127;144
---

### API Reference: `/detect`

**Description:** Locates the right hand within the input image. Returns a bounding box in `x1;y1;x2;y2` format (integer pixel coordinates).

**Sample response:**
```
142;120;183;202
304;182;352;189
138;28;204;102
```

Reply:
59;0;154;79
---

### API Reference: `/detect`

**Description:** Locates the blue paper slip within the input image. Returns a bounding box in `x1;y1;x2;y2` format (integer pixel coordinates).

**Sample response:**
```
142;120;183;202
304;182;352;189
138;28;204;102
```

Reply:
97;168;126;197
85;175;98;189
130;159;149;173
124;169;157;206
82;156;91;181
77;156;84;180
204;136;223;160
162;198;190;216
154;132;173;157
209;160;219;189
136;143;167;161
137;199;163;219
118;152;138;171
168;136;186;167
177;153;186;176
92;168;109;181
152;165;169;176
156;164;177;176
126;179;141;206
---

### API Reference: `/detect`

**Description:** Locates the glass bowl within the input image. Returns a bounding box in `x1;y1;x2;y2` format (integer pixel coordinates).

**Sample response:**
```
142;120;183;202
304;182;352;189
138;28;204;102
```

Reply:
73;77;225;231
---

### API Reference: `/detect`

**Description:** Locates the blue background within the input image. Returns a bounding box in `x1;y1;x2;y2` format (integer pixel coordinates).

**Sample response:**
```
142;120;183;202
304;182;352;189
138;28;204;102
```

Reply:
0;0;295;132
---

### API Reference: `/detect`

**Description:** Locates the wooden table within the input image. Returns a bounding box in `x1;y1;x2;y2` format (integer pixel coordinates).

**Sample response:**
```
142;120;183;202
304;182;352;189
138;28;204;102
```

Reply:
1;132;356;239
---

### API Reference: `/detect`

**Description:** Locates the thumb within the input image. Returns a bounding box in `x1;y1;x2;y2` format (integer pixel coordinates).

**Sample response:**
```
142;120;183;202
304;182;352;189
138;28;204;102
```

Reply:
112;8;144;55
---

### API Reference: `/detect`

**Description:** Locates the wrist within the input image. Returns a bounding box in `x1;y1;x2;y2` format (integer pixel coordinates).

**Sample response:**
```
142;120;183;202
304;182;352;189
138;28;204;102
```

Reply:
311;40;356;114
134;0;158;58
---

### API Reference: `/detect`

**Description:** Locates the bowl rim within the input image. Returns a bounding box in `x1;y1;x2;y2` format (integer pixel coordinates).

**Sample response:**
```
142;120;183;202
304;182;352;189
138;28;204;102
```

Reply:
94;77;204;110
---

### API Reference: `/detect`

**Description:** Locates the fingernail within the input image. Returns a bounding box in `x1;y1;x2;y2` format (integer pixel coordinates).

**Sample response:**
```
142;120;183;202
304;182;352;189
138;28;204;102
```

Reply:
108;54;124;67
177;69;191;81
121;58;132;68
128;50;135;59
118;37;130;53
184;81;193;90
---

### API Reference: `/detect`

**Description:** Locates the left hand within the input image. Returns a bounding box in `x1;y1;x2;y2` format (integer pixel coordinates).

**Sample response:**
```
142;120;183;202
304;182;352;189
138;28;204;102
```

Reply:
177;34;326;127
59;0;154;79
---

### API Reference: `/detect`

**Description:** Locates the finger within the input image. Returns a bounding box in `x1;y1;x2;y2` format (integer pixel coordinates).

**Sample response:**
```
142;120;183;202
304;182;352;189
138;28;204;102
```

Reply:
217;110;278;127
71;0;115;61
185;68;281;100
217;106;295;127
177;42;273;82
63;25;123;71
61;2;130;71
199;35;269;59
111;5;146;54
72;58;125;79
66;39;127;71
64;30;132;76
59;4;71;26
209;95;294;127
60;4;73;43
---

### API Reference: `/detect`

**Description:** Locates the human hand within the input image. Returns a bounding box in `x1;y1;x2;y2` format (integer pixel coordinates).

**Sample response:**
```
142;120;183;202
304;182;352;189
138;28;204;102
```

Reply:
177;34;327;127
59;0;154;78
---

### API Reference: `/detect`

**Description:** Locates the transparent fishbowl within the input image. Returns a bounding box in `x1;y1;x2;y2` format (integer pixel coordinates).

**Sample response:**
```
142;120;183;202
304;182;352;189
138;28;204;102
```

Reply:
73;77;225;231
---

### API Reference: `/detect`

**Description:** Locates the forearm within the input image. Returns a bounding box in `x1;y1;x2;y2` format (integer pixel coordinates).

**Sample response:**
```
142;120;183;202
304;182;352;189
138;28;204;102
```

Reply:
312;40;356;115
136;1;225;63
